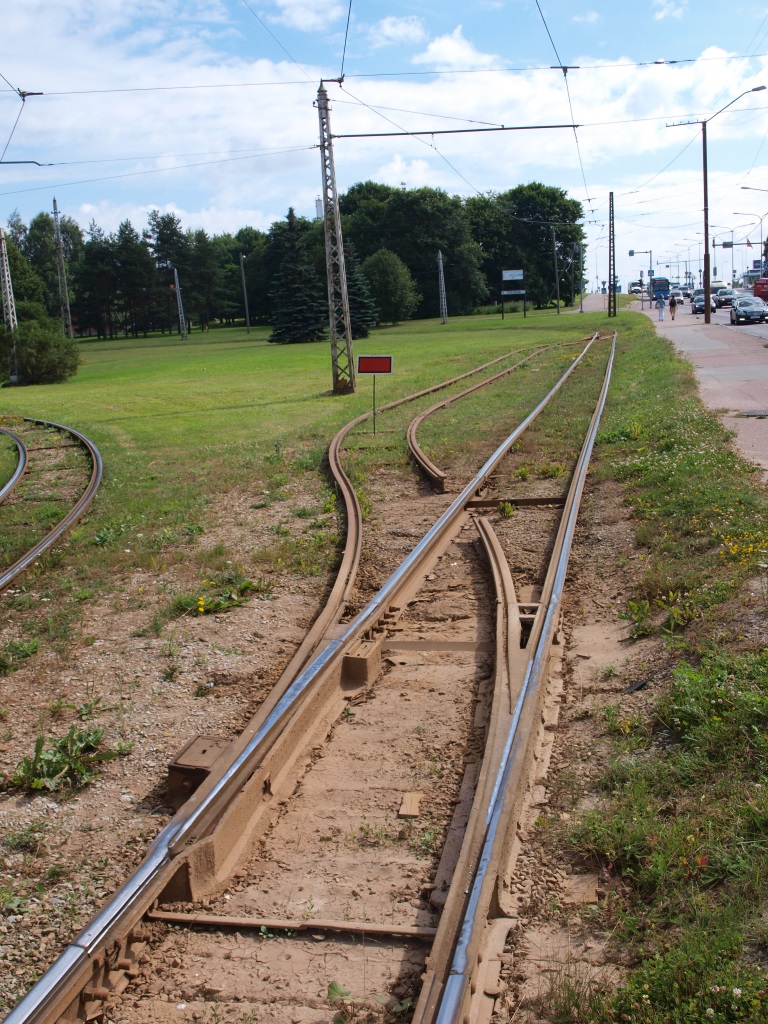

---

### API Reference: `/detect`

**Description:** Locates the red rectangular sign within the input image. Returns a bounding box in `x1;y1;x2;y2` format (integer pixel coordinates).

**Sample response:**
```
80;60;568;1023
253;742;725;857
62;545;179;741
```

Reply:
357;355;393;374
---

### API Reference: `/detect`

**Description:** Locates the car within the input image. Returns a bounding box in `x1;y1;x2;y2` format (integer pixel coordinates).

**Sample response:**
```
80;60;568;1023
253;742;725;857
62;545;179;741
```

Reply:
691;292;716;314
629;285;642;294
730;295;767;324
715;288;736;308
670;289;685;305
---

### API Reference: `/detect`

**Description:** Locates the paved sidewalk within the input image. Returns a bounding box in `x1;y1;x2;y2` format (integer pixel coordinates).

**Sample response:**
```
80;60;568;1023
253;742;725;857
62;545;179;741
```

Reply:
637;303;768;479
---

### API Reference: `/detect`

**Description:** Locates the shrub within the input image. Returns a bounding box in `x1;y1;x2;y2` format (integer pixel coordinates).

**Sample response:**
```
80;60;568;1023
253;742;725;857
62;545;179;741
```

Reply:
1;319;80;385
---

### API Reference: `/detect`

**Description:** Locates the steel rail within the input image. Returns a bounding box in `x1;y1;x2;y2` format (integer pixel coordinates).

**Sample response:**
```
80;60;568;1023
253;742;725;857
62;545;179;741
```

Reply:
0;426;27;504
406;346;550;490
237;342;570;731
3;336;599;1024
0;419;103;594
427;333;617;1024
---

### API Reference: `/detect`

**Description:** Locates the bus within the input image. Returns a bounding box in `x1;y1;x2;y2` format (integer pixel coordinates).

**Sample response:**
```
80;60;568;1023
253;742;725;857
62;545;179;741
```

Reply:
650;276;670;300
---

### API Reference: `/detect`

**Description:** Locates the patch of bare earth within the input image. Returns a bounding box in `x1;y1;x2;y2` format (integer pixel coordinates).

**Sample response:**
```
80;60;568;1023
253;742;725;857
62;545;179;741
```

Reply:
0;477;334;1015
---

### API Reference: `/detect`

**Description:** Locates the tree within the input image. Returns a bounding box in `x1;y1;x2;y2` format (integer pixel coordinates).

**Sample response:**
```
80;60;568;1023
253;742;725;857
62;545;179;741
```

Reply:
268;209;327;344
345;242;379;339
361;249;420;325
0;318;79;385
466;184;584;308
112;221;156;336
342;183;487;317
71;222;117;339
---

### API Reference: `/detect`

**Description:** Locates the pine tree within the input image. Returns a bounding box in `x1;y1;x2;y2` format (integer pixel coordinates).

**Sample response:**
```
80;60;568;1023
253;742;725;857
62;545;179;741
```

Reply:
269;209;327;344
345;242;379;339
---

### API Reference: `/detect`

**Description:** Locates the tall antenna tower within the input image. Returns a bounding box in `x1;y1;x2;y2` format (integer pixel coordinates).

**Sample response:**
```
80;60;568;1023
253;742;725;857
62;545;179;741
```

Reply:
53;197;74;339
0;227;19;383
316;82;355;394
437;250;448;324
173;268;187;341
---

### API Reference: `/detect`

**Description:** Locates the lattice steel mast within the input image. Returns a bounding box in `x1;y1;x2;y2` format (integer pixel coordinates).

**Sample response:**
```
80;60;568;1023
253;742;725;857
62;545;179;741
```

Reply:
0;227;19;383
437;250;448;324
608;191;617;318
317;82;355;394
173;268;187;340
53;197;73;339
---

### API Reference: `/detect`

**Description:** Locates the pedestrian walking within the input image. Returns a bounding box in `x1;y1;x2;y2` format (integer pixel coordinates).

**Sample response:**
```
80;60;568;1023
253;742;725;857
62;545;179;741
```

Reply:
669;293;677;320
655;295;666;321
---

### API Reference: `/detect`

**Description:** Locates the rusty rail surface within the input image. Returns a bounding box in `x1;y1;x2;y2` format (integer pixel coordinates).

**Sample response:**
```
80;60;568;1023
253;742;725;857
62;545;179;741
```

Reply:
0;426;27;504
407;335;597;491
3;335;611;1024
0;419;102;594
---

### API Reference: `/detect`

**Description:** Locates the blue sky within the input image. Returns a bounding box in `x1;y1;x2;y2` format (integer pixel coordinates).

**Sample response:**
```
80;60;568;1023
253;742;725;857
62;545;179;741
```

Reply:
2;0;768;287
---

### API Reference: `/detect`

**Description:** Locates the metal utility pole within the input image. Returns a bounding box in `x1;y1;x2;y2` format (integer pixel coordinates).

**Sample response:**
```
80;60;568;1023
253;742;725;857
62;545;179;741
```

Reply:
53;197;73;339
551;226;561;314
437;250;448;324
608;192;617;318
239;253;251;334
316;82;355;394
0;227;19;383
173;267;187;341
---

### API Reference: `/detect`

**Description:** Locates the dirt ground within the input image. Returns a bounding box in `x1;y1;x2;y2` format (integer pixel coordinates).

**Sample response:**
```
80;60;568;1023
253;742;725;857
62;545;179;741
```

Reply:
0;444;673;1020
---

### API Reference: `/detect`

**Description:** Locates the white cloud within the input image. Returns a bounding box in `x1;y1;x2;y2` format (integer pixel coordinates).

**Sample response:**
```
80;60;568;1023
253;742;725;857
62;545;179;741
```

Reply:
268;0;345;33
572;11;600;24
411;26;502;71
369;16;429;49
652;0;687;20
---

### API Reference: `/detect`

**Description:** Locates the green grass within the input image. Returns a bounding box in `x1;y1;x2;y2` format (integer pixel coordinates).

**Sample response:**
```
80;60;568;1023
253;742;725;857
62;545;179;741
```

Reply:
532;313;768;1024
5;308;768;1017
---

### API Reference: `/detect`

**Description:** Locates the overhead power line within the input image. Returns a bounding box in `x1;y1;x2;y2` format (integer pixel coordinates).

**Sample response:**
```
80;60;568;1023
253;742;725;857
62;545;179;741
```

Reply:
4;52;768;98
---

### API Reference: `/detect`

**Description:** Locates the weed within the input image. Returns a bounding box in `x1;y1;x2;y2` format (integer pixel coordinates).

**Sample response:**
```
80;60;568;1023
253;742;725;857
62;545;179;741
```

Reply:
0;887;26;914
516;465;531;481
9;726;132;792
619;598;654;638
602;665;617;680
498;500;516;518
0;638;39;675
3;819;48;854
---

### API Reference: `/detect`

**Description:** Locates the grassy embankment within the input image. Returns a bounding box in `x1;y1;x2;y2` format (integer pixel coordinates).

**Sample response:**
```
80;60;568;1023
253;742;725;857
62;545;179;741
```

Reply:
1;307;768;1023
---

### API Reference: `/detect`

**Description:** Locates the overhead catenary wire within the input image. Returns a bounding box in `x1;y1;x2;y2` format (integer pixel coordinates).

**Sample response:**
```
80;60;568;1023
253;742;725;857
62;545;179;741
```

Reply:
339;0;354;80
0;146;315;198
4;52;768;98
237;0;314;82
532;0;594;215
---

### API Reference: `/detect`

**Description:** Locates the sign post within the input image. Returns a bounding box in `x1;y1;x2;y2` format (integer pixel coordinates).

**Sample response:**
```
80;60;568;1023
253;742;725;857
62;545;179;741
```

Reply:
357;355;393;435
501;269;526;318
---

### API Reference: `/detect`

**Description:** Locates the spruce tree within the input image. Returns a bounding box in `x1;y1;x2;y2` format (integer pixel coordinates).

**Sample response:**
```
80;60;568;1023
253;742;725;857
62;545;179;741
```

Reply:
269;208;327;344
345;242;379;339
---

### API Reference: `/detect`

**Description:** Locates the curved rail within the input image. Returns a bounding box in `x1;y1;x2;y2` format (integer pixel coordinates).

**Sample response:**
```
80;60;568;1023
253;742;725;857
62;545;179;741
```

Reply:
240;342;575;732
0;419;103;594
407;335;597;490
0;426;27;504
3;336;604;1024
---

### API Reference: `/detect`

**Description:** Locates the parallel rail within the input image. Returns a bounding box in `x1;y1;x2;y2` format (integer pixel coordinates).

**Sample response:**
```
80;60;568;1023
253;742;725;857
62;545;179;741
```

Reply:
0;419;102;594
4;334;613;1024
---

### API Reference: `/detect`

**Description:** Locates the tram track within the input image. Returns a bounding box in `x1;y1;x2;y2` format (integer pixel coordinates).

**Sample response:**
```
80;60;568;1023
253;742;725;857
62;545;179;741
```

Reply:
0;418;102;594
3;333;615;1024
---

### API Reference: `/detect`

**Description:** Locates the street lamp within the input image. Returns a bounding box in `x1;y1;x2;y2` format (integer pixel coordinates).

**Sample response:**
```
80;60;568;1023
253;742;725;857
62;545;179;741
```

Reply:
733;211;767;276
670;85;766;322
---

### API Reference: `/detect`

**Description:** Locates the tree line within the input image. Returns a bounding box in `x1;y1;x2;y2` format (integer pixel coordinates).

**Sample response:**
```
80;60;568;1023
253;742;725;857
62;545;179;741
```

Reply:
3;180;585;351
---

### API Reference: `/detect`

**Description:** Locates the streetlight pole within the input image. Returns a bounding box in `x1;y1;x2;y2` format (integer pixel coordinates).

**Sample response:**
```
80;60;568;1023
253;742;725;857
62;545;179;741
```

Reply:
669;86;766;323
733;211;767;278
